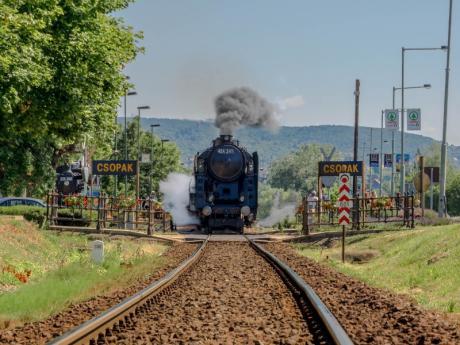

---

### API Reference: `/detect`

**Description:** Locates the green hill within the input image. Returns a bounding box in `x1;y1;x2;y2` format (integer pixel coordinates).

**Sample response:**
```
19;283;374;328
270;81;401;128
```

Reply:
119;117;460;169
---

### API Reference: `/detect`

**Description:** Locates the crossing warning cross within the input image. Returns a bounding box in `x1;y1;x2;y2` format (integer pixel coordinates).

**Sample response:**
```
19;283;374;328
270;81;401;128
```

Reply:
337;173;352;225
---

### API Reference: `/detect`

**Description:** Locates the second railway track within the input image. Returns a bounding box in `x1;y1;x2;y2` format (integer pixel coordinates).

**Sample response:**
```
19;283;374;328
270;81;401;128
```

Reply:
49;236;352;345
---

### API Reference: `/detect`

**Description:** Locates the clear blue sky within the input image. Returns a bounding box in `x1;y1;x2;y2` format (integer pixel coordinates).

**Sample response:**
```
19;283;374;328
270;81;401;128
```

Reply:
117;0;459;144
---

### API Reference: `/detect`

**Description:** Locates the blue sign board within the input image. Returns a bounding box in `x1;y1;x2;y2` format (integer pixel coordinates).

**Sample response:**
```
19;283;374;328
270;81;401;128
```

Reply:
384;154;393;168
395;154;410;163
369;153;379;168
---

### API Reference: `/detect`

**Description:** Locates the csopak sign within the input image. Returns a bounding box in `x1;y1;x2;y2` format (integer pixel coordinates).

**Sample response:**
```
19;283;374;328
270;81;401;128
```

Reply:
318;161;363;176
92;160;137;176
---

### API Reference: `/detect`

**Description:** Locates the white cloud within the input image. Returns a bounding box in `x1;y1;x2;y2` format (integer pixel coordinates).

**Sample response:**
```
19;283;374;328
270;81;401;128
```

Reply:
276;95;305;111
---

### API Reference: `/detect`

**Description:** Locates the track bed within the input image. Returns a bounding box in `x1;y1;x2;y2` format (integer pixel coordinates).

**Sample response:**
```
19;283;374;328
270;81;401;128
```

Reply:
104;242;314;344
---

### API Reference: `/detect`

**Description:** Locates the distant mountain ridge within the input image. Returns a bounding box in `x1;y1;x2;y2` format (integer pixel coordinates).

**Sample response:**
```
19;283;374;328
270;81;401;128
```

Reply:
119;117;460;168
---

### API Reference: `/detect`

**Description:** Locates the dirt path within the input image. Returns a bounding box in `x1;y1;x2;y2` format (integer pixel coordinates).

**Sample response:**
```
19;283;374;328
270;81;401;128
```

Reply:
0;242;197;345
265;242;460;345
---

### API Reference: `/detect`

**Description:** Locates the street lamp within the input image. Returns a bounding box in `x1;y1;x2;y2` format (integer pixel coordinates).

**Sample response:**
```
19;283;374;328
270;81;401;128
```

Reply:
400;46;446;195
439;0;453;217
389;83;431;196
136;105;150;202
123;78;137;195
150;124;160;195
392;84;431;109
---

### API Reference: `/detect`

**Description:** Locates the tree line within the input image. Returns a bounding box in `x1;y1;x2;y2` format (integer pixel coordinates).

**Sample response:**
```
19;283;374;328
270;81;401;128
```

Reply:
0;1;182;197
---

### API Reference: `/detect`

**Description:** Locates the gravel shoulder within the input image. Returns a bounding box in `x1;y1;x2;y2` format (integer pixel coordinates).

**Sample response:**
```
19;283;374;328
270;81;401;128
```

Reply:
265;242;460;345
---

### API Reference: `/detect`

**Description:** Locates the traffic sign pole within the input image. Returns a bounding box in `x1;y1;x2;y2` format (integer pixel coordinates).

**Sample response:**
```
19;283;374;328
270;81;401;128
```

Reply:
342;225;346;263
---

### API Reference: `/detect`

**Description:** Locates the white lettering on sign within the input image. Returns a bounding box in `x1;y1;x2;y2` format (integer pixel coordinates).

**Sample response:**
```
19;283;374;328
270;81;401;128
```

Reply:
217;148;235;154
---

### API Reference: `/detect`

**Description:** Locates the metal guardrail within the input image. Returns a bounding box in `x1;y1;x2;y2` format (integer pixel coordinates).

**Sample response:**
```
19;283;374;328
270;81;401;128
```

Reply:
248;238;354;345
48;237;209;345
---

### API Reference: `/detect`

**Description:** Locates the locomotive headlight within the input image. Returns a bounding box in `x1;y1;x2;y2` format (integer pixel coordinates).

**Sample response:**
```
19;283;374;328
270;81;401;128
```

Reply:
241;206;251;216
239;195;245;202
202;206;212;216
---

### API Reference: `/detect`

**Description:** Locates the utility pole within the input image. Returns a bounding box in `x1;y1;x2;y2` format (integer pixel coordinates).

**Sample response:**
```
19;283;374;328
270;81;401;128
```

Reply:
400;47;406;195
352;79;360;196
379;110;384;196
368;128;373;193
439;0;453;217
352;79;360;229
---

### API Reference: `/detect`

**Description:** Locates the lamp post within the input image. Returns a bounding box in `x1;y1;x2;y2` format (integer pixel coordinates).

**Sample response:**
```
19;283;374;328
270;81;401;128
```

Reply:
150;124;160;195
400;47;446;195
439;0;453;217
136;105;150;202
391;83;431;196
123;81;137;195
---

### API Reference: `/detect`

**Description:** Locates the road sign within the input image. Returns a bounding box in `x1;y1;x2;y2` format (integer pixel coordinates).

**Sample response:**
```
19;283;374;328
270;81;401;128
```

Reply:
320;147;337;188
337;173;351;225
319;161;363;176
424;167;440;183
395;154;410;163
407;108;421;131
141;153;150;163
384;154;393;167
384;109;399;130
369;153;379;168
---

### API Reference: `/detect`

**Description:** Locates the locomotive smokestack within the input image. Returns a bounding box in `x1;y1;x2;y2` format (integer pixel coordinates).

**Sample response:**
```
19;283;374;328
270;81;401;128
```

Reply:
214;87;278;135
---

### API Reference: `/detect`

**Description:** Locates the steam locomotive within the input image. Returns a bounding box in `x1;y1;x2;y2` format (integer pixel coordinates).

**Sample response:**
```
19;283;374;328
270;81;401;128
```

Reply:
189;135;258;233
56;164;85;195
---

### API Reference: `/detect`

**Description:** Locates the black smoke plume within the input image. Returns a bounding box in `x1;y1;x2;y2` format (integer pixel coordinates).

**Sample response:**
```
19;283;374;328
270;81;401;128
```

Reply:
214;87;278;135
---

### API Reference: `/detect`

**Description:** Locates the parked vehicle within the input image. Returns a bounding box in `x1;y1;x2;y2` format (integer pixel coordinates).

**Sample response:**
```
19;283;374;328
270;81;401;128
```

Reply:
0;197;46;207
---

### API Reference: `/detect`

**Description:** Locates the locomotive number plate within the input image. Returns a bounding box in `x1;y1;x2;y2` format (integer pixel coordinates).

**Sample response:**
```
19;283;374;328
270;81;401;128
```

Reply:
217;148;235;154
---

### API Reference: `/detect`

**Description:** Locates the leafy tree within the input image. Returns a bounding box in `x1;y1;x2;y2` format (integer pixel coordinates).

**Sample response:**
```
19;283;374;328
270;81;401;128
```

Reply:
102;121;182;197
0;0;142;196
267;144;341;194
446;173;460;216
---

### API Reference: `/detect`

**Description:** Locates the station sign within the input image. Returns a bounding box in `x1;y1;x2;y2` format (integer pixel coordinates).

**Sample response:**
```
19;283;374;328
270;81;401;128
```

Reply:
92;160;137;176
407;109;421;131
319;161;363;177
384;109;399;130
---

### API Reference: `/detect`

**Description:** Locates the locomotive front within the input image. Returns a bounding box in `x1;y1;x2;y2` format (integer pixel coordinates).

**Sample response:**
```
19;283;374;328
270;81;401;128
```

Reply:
190;135;258;233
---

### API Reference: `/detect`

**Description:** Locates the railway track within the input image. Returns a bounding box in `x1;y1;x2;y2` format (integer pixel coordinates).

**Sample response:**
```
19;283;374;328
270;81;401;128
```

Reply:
48;236;353;345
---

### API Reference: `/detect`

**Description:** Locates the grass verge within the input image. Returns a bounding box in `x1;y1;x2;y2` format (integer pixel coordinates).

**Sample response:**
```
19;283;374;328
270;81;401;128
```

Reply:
0;216;169;326
294;224;460;314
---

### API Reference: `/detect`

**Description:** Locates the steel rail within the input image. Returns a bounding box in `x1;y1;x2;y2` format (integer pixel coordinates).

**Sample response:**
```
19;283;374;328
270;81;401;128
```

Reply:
247;238;354;345
48;237;209;345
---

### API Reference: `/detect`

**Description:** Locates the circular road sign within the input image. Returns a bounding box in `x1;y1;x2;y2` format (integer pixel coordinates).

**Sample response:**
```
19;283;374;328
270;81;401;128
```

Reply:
387;111;397;121
409;111;419;121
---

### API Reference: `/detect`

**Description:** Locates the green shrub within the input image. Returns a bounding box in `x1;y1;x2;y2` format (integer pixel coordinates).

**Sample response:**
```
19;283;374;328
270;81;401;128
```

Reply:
0;206;44;216
23;209;46;225
0;206;46;225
